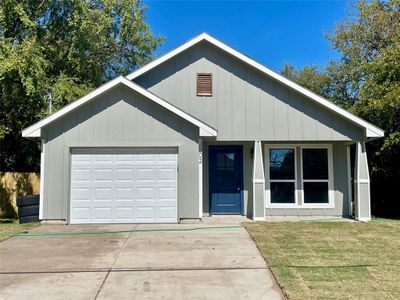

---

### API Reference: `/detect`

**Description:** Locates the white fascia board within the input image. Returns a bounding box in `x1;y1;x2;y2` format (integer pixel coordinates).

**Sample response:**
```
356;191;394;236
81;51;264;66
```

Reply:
121;78;217;137
126;33;384;138
366;128;384;138
126;33;208;80
22;128;41;138
22;77;125;138
199;127;215;137
21;76;217;138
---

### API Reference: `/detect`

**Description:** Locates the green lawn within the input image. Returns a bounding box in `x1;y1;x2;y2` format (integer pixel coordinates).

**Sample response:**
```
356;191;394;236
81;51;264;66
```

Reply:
0;219;39;242
244;220;400;300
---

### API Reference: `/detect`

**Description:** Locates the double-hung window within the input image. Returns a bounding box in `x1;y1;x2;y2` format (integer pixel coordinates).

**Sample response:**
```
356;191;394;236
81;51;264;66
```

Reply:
301;147;332;205
266;145;333;207
268;148;296;204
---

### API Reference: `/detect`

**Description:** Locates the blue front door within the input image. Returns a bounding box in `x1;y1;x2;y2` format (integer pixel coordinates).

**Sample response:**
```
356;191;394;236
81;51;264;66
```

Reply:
209;146;243;214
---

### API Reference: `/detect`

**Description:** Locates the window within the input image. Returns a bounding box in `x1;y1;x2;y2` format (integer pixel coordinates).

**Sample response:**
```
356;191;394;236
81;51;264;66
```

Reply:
269;148;296;204
197;73;212;96
265;145;333;208
216;152;235;186
217;152;235;171
302;148;329;204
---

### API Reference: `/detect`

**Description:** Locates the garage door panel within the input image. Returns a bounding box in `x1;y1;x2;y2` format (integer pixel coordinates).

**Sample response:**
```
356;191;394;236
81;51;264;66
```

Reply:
115;184;135;192
158;153;178;163
115;168;134;180
93;155;113;163
158;207;176;219
158;168;176;180
115;207;134;219
136;187;155;199
94;188;112;200
70;148;177;224
136;207;156;220
134;201;163;206
72;154;91;164
158;187;176;200
136;168;156;181
72;168;91;181
71;188;91;200
116;188;134;200
93;207;112;219
94;169;113;180
157;202;177;210
114;201;134;209
71;200;91;208
135;153;159;164
115;154;135;164
71;207;91;221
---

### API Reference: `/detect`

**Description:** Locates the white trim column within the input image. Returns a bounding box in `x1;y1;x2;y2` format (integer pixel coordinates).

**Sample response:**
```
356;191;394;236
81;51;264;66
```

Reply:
39;139;45;220
346;145;353;217
354;141;371;221
198;138;203;218
252;140;265;220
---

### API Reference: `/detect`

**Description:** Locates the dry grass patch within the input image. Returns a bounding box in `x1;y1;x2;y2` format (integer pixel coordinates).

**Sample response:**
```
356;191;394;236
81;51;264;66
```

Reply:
0;219;39;242
244;220;400;300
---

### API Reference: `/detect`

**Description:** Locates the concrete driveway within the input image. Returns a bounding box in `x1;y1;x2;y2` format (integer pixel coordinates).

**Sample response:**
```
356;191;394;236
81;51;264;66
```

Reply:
0;223;283;300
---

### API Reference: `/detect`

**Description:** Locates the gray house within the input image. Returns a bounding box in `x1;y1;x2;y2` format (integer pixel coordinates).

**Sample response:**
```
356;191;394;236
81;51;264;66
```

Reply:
22;33;384;224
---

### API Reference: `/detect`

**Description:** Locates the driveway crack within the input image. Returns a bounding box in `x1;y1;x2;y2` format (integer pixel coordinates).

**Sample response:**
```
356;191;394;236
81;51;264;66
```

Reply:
93;228;135;300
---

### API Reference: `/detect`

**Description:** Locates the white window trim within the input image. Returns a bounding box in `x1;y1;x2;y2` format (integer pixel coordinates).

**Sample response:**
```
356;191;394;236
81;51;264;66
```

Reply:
300;145;335;208
265;145;298;208
265;144;335;209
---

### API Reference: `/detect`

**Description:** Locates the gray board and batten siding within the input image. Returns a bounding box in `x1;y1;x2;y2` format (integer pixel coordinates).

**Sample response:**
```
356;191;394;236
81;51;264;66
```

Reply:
134;41;356;218
134;41;364;142
41;85;200;221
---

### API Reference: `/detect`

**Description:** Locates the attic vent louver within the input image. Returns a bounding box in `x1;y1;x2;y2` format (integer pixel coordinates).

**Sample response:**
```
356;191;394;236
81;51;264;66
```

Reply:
196;73;212;96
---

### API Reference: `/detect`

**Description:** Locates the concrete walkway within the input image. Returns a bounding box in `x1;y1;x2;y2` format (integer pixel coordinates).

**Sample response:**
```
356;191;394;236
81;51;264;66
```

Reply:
0;223;284;300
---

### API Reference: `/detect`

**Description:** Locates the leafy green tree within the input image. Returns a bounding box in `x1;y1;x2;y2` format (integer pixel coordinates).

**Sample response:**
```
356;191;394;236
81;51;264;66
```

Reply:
0;0;163;171
282;0;400;217
281;63;336;103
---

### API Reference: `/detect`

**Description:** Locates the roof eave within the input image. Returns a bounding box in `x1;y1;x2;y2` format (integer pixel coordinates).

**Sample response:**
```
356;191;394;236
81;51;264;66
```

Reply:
21;76;217;139
22;128;41;138
126;33;384;140
366;128;384;138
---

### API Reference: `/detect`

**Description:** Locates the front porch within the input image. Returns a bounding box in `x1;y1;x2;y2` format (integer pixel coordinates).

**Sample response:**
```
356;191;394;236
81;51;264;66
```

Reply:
199;139;371;222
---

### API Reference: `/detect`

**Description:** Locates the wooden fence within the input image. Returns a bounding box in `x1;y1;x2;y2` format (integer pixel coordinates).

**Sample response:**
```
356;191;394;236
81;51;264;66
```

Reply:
0;172;40;218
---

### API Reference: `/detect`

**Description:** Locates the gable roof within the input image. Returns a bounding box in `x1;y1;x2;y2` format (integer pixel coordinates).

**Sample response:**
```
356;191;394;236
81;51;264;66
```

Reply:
126;33;384;138
22;76;217;138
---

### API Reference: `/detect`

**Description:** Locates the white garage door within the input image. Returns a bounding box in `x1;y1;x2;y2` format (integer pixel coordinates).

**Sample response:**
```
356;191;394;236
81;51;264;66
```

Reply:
70;148;177;224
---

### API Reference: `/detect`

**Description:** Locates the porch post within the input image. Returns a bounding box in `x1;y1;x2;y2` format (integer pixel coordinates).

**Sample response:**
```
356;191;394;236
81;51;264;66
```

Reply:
252;140;265;220
346;145;353;217
39;139;45;220
354;141;371;221
198;138;203;218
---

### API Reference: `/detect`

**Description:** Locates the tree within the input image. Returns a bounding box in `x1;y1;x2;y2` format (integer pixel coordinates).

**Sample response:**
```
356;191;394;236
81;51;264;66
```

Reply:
0;0;163;171
282;0;400;217
281;64;335;102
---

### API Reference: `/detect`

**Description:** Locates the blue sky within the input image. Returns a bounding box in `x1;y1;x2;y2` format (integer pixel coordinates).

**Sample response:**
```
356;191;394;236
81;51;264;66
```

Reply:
145;1;354;72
